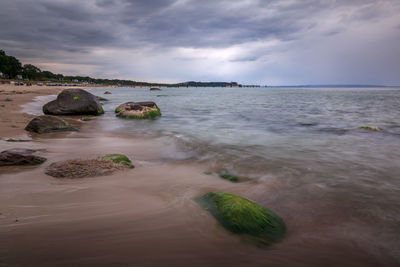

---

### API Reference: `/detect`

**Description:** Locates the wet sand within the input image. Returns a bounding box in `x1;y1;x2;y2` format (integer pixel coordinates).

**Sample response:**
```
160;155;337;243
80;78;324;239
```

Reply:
0;85;398;266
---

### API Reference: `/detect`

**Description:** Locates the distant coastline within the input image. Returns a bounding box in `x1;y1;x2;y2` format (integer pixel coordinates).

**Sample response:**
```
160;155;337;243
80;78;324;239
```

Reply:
269;84;396;88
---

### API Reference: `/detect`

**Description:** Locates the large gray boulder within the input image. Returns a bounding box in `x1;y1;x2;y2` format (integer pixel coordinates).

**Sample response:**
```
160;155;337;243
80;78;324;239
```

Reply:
25;115;78;134
43;89;104;115
0;148;46;166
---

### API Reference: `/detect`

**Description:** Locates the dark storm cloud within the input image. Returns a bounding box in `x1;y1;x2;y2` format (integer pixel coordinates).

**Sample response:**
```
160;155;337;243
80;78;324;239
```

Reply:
1;0;390;51
0;0;399;84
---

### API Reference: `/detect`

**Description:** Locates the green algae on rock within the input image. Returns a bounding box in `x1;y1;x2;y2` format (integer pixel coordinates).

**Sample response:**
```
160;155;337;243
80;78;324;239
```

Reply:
218;171;240;182
81;117;92;121
99;154;134;168
358;126;382;132
197;192;286;245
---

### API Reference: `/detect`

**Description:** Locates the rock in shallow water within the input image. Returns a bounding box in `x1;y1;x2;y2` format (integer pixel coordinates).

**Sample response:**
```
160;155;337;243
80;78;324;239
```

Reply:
115;101;161;119
25;115;78;134
45;154;133;178
43;89;104;115
358;126;382;132
197;192;286;245
0;149;46;166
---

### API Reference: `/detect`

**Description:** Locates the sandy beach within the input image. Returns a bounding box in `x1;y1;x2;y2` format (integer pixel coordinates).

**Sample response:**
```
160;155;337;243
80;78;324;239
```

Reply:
1;84;398;267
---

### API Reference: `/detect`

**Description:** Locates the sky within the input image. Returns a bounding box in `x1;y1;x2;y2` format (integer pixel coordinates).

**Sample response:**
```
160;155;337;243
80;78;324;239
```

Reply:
0;0;400;85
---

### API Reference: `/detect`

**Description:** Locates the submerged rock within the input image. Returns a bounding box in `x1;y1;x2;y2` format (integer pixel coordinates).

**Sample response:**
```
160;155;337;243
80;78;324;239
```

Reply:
96;96;109;101
197;192;286;245
2;138;32;142
25;115;78;134
358;126;382;132
218;171;240;182
43;89;104;115
104;91;112;94
45;154;133;178
0;148;46;166
115;101;161;119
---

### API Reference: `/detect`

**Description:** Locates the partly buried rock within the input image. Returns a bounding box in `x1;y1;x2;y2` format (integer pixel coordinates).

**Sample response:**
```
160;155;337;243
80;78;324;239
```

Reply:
197;192;286;245
115;101;161;119
0;148;46;166
25;115;78;134
45;153;133;178
43;89;104;115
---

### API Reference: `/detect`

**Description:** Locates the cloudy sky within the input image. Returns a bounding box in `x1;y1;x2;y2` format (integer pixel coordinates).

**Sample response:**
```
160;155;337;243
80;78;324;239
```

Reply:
1;0;400;85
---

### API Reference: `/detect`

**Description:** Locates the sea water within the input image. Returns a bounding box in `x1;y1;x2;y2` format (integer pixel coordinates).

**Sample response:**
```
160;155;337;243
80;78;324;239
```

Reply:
88;86;400;262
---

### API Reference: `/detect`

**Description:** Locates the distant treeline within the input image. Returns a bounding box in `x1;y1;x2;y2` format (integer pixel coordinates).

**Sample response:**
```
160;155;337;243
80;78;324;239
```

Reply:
0;49;242;87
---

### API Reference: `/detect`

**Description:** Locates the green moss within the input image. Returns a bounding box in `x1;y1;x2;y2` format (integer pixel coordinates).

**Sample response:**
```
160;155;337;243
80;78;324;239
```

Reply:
115;108;121;113
197;192;286;245
203;171;213;175
218;171;240;183
73;96;79;100
97;109;104;115
358;126;381;132
99;153;134;168
33;157;47;165
116;109;162;119
81;117;92;121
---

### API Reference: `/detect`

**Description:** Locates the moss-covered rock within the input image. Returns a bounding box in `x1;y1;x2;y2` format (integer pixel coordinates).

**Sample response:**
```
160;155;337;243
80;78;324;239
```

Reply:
115;101;161;119
99;154;134;168
203;170;213;175
358;126;381;132
197;192;286;245
81;117;92;121
218;171;240;182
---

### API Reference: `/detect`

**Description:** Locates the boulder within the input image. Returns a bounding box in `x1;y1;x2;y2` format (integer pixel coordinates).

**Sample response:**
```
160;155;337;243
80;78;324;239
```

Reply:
45;154;133;178
25;115;78;134
197;192;286;245
0;148;46;166
104;91;112;94
115;101;161;119
43;89;104;115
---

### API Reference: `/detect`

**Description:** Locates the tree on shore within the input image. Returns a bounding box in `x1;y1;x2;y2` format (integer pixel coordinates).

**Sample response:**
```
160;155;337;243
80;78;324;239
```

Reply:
22;64;41;80
0;50;23;78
